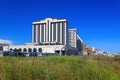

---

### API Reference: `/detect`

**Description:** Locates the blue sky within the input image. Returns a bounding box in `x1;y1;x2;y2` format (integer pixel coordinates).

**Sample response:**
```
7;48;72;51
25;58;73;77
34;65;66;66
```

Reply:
0;0;120;53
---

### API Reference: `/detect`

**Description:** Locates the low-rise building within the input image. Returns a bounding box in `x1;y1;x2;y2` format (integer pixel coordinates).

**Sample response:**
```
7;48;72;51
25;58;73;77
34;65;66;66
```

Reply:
0;44;9;51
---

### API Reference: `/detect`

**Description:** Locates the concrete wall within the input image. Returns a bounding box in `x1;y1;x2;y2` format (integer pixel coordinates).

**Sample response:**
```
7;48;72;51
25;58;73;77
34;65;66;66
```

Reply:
3;44;79;56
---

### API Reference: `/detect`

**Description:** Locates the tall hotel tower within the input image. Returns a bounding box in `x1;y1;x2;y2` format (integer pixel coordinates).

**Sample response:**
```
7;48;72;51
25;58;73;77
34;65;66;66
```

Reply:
32;18;68;45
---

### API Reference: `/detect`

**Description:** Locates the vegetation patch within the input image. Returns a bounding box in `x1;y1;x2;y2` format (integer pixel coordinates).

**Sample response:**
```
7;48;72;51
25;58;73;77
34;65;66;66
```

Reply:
0;56;120;80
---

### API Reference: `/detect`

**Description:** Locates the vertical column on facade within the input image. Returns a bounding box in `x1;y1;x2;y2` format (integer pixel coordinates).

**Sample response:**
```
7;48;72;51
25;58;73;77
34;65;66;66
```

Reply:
64;22;67;45
52;23;54;42
40;24;42;43
56;23;58;43
36;25;38;43
49;22;51;43
44;24;46;42
75;30;77;48
60;23;62;45
38;25;39;43
46;23;48;42
32;25;34;43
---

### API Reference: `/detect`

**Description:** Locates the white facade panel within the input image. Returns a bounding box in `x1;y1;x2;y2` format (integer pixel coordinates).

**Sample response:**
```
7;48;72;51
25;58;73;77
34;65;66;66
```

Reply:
64;23;66;45
36;25;38;43
49;22;51;42
60;23;62;44
56;23;58;42
32;25;34;43
52;23;54;42
44;24;46;42
40;25;42;42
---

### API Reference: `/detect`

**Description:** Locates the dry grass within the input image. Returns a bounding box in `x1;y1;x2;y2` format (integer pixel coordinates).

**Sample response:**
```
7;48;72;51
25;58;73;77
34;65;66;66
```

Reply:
0;56;120;80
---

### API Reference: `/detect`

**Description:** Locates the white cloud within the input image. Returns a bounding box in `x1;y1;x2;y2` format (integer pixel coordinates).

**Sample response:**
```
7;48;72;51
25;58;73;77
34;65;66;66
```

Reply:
0;39;13;45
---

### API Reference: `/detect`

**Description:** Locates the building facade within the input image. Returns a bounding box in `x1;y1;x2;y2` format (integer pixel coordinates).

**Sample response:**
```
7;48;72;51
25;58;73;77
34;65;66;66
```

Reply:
32;18;68;45
68;29;77;48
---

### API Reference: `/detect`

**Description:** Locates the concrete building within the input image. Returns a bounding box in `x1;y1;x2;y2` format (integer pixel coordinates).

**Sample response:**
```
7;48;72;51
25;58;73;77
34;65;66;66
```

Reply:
32;18;68;45
0;44;9;57
81;43;94;55
0;44;9;51
3;18;83;56
68;29;77;48
76;35;83;55
68;29;83;55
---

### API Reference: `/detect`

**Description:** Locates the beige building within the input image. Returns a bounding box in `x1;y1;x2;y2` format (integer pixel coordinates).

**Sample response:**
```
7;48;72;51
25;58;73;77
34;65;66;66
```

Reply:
82;43;94;55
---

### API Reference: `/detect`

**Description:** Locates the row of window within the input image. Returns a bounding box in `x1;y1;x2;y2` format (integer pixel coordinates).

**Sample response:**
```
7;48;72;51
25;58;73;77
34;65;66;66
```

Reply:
9;48;42;52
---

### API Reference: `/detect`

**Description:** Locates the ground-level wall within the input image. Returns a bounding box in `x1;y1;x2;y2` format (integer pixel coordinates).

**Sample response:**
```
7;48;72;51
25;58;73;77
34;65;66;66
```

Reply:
3;45;79;56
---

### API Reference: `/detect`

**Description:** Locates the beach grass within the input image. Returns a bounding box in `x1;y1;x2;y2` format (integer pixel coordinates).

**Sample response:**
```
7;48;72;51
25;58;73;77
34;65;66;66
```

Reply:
0;56;120;80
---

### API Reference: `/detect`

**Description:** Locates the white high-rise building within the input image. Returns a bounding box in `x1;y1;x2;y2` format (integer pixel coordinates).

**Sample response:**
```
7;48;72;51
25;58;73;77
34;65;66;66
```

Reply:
32;18;68;45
